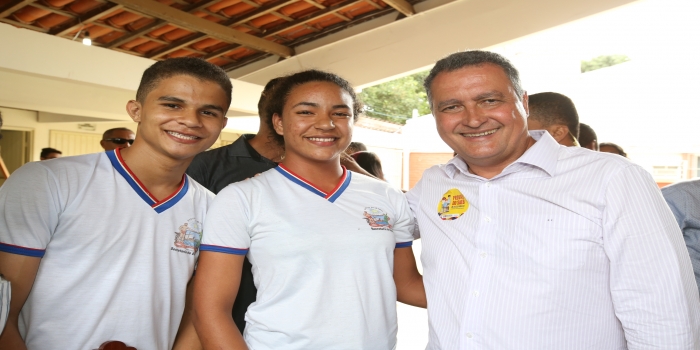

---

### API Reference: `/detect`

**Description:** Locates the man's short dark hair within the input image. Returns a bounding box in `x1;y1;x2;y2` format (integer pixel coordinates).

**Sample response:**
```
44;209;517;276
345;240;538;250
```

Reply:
258;77;284;121
424;50;524;109
600;142;627;158
40;148;62;158
578;123;598;149
102;127;134;140
347;142;367;154
528;92;580;138
136;57;233;108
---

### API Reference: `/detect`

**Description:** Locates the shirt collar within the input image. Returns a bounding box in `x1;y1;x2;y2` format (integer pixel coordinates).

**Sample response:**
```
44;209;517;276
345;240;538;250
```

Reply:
444;130;560;179
228;134;275;164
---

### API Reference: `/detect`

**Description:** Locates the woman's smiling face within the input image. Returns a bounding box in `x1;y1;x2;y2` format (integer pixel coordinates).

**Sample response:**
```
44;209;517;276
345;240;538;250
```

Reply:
273;81;355;165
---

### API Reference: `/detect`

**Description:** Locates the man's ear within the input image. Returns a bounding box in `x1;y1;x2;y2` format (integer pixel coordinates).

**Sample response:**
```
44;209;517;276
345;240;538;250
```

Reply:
222;117;228;129
549;124;570;143
272;113;284;136
126;100;142;123
521;91;529;117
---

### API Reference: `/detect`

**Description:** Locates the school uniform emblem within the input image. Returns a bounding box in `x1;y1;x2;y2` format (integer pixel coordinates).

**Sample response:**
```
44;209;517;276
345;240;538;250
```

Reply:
363;207;393;231
172;218;202;255
437;188;468;220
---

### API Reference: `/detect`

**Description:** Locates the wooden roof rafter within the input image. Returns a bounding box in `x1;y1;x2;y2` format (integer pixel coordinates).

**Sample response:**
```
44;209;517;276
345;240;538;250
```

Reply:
146;0;299;59
105;0;218;49
49;3;123;37
0;0;426;73
221;3;398;71
0;0;34;18
204;0;361;62
109;0;294;58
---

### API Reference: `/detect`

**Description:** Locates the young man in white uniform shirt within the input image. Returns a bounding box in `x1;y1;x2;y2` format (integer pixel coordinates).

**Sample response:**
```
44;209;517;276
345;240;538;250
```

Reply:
0;57;231;349
407;50;700;349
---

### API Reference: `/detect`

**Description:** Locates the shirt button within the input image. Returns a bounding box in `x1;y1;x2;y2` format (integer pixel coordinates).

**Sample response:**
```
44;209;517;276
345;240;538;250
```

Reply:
486;182;491;187
480;252;487;258
472;291;479;297
466;332;473;339
485;216;491;222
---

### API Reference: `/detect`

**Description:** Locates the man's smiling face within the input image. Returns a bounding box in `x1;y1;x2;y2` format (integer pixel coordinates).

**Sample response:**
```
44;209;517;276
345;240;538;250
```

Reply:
126;74;228;161
430;63;530;175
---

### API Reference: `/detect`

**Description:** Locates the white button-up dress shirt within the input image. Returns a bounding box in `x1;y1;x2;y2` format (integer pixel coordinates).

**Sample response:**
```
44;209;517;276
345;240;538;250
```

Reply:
407;131;700;349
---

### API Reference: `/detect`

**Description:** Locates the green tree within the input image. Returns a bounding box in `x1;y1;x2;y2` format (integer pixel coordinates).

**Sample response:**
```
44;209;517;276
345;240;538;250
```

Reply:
581;55;630;73
359;71;431;124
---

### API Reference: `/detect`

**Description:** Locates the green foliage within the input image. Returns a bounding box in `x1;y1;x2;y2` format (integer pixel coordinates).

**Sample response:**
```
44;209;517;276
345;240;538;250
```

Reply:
581;55;630;73
359;71;431;124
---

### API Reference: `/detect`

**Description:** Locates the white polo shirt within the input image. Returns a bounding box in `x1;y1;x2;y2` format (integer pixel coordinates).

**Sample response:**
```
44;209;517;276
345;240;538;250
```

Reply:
201;165;414;350
0;149;213;350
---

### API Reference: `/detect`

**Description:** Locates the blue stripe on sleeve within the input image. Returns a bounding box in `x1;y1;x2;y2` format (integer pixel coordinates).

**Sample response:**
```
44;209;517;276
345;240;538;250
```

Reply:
395;241;413;248
200;244;248;255
0;243;45;257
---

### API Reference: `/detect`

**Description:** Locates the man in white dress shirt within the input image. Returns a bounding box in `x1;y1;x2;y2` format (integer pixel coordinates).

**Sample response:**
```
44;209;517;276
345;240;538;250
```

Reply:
406;50;700;349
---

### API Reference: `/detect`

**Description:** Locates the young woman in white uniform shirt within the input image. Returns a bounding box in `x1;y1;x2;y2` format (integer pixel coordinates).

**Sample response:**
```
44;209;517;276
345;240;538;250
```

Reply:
193;70;425;349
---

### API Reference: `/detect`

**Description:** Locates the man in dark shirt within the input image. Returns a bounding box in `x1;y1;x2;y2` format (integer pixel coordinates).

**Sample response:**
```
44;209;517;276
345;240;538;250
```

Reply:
187;78;283;333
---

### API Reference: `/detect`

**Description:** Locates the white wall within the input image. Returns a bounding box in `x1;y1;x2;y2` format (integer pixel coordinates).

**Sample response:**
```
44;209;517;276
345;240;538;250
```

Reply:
1;106;138;161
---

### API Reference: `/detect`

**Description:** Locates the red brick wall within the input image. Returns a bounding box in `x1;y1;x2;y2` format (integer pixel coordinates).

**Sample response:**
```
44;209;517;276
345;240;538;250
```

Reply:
409;152;454;189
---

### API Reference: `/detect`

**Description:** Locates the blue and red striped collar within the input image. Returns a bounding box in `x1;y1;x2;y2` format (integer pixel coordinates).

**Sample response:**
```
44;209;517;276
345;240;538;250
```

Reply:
107;149;189;213
275;164;351;203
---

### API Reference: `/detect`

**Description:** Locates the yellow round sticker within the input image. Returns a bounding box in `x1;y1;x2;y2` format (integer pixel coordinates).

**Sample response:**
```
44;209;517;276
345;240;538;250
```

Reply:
437;188;468;220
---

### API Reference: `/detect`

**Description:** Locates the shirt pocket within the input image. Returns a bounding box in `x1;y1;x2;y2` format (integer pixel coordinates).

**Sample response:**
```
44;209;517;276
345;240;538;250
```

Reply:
519;214;604;271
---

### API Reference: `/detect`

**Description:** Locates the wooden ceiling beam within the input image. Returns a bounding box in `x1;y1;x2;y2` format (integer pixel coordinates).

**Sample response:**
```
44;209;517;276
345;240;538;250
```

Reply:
105;0;218;49
147;0;298;59
263;0;358;37
363;0;382;10
302;0;326;10
222;5;397;72
0;0;33;18
203;0;358;61
381;0;415;16
30;3;79;19
227;0;298;27
0;17;48;32
109;0;293;58
50;3;123;36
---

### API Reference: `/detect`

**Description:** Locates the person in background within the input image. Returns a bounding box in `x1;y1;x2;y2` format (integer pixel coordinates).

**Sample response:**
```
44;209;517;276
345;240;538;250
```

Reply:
578;123;599;151
526;92;580;147
187;78;284;334
599;142;627;157
100;127;135;151
0;57;231;350
193;70;425;350
346;141;367;155
352;151;385;181
39;148;61;160
662;179;700;295
407;49;700;349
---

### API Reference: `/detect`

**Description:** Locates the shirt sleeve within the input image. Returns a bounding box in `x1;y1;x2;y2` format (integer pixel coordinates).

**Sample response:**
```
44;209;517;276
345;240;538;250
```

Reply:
0;162;61;257
603;164;700;348
405;177;423;240
662;185;700;293
391;189;415;248
186;153;209;190
200;183;251;256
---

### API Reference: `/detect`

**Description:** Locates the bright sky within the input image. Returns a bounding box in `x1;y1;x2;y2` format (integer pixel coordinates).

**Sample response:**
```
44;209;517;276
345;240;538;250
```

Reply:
488;0;700;158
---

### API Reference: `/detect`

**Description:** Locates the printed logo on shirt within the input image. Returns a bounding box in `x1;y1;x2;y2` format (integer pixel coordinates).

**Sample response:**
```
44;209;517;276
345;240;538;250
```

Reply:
172;218;202;255
437;188;468;220
363;207;393;231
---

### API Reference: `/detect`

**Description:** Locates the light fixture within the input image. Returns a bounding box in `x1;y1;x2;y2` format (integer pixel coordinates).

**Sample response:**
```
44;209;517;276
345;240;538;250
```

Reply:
82;31;91;46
